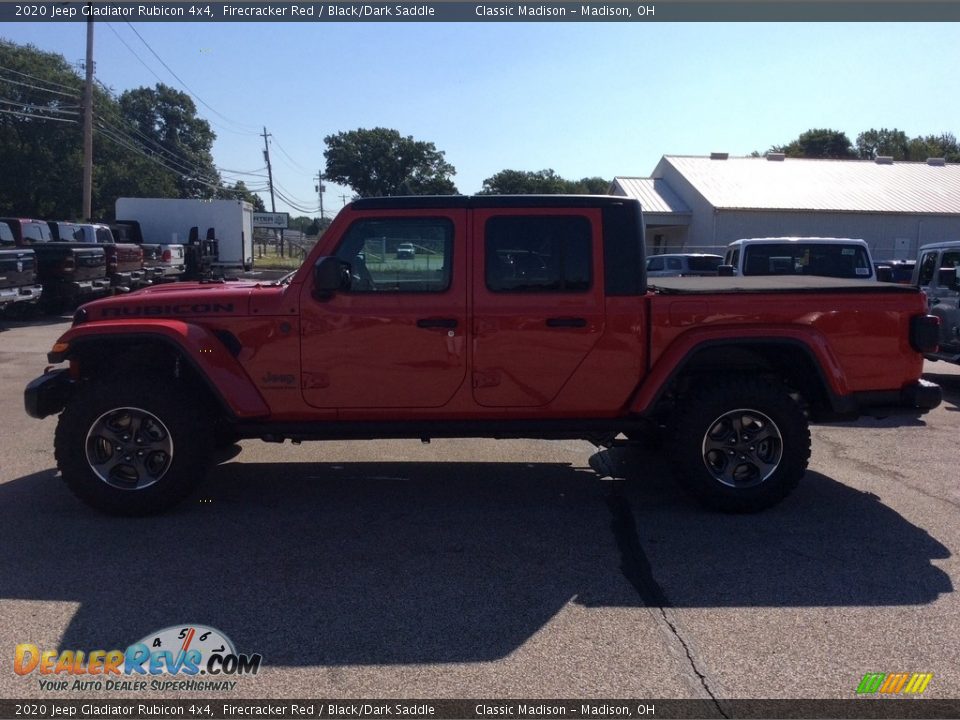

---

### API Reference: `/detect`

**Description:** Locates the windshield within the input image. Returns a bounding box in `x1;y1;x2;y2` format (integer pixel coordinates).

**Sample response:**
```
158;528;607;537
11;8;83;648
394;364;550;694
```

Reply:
742;244;873;279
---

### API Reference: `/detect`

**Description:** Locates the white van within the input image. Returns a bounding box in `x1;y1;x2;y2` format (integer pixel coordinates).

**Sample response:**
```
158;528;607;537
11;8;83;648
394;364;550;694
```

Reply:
722;237;876;280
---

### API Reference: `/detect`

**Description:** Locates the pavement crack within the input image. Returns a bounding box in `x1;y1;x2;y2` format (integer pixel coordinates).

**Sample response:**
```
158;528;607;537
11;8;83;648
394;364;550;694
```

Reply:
606;481;728;718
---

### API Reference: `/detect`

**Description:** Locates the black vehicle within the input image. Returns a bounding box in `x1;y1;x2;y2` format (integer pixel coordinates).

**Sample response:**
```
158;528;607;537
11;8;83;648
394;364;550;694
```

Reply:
0;218;110;311
0;220;43;313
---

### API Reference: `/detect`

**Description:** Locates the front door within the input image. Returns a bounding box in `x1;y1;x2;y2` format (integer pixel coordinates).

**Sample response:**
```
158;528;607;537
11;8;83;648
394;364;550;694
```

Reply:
300;210;468;409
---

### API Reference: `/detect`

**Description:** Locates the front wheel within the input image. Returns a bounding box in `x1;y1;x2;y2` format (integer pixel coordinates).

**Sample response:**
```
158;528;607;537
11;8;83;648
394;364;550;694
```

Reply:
55;380;213;516
670;377;810;513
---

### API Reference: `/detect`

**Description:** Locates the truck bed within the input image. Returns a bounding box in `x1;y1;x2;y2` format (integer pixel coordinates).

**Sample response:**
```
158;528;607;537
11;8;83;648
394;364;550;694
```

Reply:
649;275;919;294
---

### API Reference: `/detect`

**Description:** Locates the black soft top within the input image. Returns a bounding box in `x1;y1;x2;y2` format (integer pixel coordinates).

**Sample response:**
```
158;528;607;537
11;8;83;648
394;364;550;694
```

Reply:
348;195;637;210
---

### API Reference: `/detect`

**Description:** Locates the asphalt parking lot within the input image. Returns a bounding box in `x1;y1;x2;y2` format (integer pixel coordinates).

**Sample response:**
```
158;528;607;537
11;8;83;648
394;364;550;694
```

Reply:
1;317;958;705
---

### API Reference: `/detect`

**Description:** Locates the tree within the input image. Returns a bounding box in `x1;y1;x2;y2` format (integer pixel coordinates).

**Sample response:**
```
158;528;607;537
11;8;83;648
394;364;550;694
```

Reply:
217;181;265;211
906;132;960;162
855;128;910;160
0;41;85;218
479;169;610;194
118;83;220;199
771;128;855;159
323;127;458;197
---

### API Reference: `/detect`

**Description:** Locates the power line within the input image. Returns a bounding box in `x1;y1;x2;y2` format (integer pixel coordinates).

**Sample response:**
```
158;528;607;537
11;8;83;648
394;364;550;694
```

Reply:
124;23;261;136
0;107;77;122
0;98;79;115
0;61;81;93
0;74;80;99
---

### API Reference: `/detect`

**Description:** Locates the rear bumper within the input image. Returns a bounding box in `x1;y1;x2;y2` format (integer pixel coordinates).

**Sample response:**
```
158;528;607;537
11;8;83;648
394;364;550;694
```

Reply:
24;369;73;419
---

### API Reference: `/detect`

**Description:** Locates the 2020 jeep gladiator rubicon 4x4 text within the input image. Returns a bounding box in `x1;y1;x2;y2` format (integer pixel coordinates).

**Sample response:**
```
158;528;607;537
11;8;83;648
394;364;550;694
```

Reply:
25;196;941;516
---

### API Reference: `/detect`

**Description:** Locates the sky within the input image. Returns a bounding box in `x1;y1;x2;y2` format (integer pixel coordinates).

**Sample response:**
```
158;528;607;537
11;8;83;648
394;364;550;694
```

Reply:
5;19;960;219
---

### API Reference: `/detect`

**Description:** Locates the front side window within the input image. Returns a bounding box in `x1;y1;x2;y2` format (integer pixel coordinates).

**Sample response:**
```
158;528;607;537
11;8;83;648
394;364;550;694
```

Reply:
333;218;453;293
917;252;939;287
647;257;664;271
485;215;591;293
0;222;14;247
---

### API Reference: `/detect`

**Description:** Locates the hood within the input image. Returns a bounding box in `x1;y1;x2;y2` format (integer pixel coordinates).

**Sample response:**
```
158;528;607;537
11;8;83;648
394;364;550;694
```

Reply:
78;282;259;322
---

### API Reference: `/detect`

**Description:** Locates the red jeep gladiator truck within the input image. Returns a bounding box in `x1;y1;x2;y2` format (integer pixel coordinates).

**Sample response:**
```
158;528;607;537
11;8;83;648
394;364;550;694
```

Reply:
24;196;941;516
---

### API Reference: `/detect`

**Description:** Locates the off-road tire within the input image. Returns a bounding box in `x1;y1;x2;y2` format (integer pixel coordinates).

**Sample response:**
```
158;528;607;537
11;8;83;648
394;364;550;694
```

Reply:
670;377;810;513
54;379;213;516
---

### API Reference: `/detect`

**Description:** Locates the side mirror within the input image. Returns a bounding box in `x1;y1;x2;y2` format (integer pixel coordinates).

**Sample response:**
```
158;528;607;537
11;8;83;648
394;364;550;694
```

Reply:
717;264;735;277
313;256;351;299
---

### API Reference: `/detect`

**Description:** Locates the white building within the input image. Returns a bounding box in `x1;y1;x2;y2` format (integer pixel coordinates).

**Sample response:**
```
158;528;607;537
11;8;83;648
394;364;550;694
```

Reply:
611;154;960;260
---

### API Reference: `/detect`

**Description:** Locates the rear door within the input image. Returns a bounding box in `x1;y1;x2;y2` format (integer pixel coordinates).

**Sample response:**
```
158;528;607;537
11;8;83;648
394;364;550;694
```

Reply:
471;208;605;407
300;210;468;409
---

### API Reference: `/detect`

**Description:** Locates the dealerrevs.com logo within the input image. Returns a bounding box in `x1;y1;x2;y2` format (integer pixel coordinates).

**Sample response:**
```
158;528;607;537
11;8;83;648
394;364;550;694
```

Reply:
14;624;262;692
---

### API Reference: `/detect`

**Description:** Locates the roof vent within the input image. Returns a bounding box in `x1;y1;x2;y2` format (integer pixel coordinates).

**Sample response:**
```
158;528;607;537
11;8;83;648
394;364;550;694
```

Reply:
766;152;785;161
927;157;946;166
710;152;729;160
875;156;894;165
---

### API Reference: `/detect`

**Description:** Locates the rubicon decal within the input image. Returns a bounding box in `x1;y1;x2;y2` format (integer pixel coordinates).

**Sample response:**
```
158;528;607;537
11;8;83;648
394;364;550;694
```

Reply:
99;303;235;317
14;625;262;693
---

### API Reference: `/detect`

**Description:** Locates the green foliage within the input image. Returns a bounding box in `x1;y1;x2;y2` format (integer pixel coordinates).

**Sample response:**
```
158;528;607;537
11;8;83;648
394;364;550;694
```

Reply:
323;127;458;197
479;169;610;195
0;41;85;218
905;132;960;162
0;39;251;220
855;128;910;160
217;181;265;211
771;128;855;159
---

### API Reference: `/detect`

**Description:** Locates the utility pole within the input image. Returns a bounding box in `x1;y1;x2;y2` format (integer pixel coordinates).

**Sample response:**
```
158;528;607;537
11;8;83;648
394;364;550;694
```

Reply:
261;126;281;257
81;9;94;220
314;170;325;220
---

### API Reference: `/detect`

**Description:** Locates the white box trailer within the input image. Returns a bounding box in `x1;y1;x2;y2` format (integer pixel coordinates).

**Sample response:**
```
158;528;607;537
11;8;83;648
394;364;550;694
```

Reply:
115;197;254;275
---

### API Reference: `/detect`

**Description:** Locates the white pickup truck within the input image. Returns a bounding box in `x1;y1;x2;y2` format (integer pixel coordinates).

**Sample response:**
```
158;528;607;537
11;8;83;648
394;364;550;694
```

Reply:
721;237;877;280
915;241;960;363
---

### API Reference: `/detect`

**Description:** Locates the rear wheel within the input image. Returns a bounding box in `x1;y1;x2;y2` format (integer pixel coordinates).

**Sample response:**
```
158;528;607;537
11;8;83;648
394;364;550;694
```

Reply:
55;380;212;516
670;377;810;512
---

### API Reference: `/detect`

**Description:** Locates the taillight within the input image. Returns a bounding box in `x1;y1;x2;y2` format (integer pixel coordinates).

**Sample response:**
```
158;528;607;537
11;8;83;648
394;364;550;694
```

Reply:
162;249;172;262
910;314;940;354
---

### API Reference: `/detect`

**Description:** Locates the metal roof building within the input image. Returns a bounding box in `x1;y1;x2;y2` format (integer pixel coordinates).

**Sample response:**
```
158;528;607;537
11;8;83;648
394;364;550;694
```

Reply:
611;155;960;259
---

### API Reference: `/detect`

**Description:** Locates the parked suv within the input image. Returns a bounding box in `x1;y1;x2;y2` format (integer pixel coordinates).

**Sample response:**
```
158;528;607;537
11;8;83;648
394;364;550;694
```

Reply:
914;241;960;363
646;253;723;277
722;238;876;280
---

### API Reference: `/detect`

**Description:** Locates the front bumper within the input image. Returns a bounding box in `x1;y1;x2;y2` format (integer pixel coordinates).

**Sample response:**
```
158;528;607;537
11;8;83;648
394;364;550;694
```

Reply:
0;284;43;305
24;368;73;419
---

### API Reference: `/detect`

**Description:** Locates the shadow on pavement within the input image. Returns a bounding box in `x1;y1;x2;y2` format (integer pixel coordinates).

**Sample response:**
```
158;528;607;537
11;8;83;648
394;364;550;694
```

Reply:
0;452;951;666
924;369;960;412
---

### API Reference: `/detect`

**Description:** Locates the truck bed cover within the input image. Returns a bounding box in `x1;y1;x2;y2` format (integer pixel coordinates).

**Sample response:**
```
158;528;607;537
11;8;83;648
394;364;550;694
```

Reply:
649;275;918;294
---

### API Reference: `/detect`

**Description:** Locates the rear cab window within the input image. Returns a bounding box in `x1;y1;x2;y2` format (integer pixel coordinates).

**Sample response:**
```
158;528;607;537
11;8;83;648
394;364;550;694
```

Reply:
742;243;873;279
0;222;14;248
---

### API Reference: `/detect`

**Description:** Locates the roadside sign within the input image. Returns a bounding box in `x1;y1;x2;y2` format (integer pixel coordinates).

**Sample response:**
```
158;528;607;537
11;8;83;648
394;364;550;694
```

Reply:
252;212;289;229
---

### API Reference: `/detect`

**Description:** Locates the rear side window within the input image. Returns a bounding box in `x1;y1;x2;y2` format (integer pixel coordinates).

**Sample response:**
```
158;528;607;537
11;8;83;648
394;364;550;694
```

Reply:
0;222;14;247
334;217;453;293
96;228;114;244
742;244;872;278
666;257;683;271
485;215;591;293
647;257;664;271
938;252;960;290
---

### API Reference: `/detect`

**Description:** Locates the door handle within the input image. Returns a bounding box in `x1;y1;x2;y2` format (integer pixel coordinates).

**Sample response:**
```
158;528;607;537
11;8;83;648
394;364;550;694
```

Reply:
417;318;458;329
545;317;587;328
